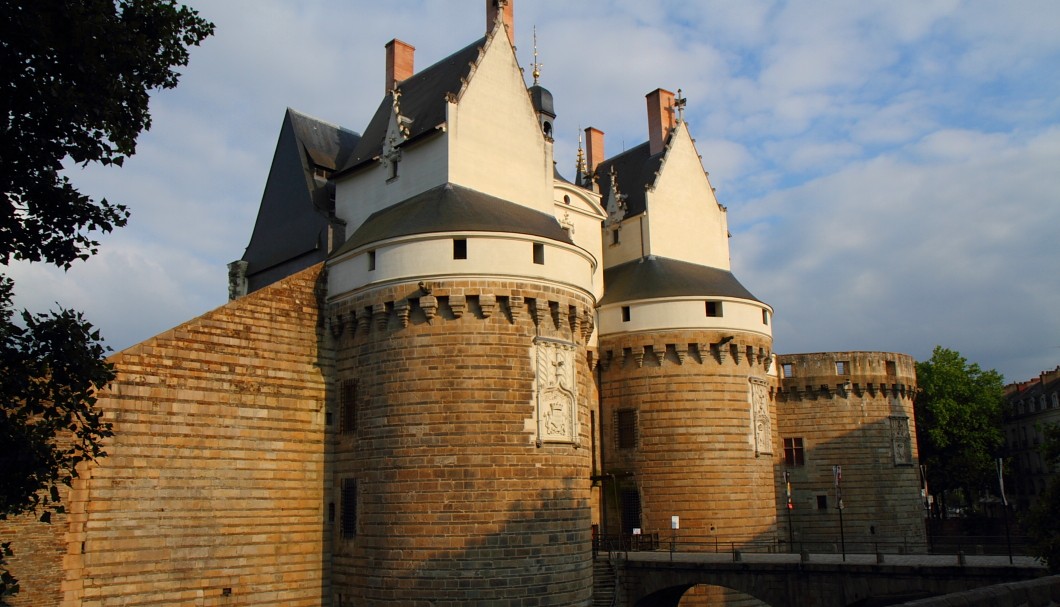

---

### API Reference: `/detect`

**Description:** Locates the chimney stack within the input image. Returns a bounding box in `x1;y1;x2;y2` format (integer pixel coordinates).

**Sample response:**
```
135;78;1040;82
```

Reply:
585;127;605;175
385;39;415;94
487;0;515;46
645;88;676;155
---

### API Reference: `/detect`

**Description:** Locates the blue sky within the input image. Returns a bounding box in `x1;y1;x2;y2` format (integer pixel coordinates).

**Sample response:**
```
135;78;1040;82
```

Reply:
8;0;1060;382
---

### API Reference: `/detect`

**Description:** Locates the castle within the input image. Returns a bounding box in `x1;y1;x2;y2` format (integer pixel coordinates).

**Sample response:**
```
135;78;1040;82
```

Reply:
2;3;927;605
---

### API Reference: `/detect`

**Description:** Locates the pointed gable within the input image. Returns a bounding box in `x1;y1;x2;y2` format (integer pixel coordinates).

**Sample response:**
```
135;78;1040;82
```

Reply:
239;109;359;293
339;38;486;174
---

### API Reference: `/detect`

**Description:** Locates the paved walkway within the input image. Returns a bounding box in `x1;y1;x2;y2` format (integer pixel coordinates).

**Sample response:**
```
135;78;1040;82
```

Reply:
618;550;1045;568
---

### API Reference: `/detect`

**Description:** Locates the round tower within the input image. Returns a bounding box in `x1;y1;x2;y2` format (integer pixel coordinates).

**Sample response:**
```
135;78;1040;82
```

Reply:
596;257;778;545
325;184;596;606
775;352;926;550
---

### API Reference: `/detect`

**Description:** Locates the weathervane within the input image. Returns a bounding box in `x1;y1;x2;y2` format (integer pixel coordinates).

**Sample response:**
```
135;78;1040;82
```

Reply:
576;129;586;177
531;26;543;85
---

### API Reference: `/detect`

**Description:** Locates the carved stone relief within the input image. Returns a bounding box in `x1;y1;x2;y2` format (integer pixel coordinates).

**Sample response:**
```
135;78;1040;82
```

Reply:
890;416;913;465
533;338;578;446
749;377;772;455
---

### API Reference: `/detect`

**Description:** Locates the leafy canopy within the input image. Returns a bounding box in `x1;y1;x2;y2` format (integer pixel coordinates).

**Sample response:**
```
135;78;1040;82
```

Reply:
1;0;214;268
914;346;1005;509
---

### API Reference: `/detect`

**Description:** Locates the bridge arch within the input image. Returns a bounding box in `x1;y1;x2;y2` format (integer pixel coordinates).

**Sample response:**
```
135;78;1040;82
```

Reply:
636;583;772;607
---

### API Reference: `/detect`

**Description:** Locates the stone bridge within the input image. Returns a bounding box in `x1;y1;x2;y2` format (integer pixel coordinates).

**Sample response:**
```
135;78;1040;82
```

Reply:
610;551;1047;606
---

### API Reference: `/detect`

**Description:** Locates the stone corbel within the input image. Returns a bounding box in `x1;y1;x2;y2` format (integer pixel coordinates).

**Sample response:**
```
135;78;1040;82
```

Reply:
357;307;372;334
329;313;345;337
508;295;524;321
373;304;390;331
395;300;411;328
549;301;561;330
601;350;613;372
479;294;497;319
420;295;438;324
449;294;466;319
673;344;686;365
633;348;645;368
568;305;580;336
581;309;594;341
730;343;742;365
529;298;547;327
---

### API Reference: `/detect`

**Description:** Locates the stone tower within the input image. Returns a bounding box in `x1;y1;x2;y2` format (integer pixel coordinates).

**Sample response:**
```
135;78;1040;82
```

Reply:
323;5;604;604
775;352;926;549
592;89;779;544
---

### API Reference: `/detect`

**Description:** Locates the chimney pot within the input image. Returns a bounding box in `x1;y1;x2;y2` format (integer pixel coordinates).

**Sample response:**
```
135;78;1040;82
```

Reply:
385;39;415;94
646;88;676;156
487;0;515;46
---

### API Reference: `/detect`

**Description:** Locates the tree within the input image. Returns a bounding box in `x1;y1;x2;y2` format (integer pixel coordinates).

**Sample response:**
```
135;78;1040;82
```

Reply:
1024;424;1060;571
0;0;213;597
915;346;1005;514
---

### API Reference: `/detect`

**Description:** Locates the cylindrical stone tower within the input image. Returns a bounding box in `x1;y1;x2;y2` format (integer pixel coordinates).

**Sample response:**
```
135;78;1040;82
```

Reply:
325;184;596;606
775;352;926;551
597;257;779;546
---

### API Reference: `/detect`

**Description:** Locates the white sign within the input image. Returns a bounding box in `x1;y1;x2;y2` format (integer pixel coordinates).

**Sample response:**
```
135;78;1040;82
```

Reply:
632;528;641;535
671;515;680;530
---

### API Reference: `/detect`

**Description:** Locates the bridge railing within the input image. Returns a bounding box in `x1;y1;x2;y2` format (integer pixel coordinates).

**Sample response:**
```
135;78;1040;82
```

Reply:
594;531;1035;563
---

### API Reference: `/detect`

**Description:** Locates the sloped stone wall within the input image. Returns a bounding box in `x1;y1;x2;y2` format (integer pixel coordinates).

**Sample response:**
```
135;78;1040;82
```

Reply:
57;264;332;606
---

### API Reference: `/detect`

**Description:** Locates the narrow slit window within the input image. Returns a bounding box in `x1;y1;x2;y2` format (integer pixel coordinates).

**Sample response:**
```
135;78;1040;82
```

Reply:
621;306;631;322
533;242;545;265
367;250;376;271
612;229;620;245
762;309;770;325
341;478;358;538
453;238;467;259
340;380;358;435
616;409;638;449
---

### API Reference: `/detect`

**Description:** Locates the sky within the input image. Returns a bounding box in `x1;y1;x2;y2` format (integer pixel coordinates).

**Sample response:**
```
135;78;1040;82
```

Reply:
8;0;1060;383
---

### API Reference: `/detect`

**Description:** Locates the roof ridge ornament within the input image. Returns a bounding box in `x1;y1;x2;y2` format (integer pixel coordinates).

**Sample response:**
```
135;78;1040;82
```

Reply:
675;88;687;124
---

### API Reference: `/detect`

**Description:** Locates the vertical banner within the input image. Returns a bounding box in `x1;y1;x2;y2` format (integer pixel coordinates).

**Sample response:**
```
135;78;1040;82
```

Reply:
997;458;1008;507
833;465;843;510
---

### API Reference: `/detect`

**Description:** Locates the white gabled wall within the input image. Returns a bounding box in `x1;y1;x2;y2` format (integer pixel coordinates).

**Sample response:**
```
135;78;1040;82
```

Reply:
448;32;553;215
643;123;731;270
334;133;449;240
554;182;606;301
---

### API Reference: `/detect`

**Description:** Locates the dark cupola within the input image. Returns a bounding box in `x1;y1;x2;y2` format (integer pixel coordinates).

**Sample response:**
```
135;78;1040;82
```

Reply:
528;26;555;140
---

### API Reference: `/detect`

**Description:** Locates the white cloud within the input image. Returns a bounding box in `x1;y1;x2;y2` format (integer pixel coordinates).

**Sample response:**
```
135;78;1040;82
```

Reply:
7;0;1057;384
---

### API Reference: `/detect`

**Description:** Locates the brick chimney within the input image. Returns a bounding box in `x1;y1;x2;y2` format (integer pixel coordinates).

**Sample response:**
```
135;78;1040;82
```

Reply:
585;127;604;175
487;0;514;46
646;88;676;155
385;39;415;94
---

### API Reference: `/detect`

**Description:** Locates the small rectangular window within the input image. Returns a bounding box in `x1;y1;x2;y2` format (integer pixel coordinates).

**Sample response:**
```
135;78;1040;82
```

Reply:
621;306;631;322
453;238;467;259
616;409;637;449
762;309;770;325
328;502;335;524
782;363;794;378
835;360;849;375
705;301;723;317
367;250;376;271
340;380;358;435
341;478;357;538
816;495;828;510
784;437;805;467
611;229;620;245
533;242;545;265
885;361;897;376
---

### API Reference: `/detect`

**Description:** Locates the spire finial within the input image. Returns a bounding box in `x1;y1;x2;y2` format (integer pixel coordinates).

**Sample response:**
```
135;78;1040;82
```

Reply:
675;88;687;123
531;26;542;85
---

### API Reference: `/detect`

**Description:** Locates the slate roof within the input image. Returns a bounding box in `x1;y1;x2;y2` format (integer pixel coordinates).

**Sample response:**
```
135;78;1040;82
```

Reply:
334;183;574;255
593;141;664;219
600;256;762;306
239;109;360;290
340;37;488;173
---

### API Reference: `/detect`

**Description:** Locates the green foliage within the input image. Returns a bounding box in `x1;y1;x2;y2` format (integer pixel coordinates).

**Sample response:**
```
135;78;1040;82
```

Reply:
0;0;212;597
1;0;214;268
915;346;1005;511
1024;424;1060;571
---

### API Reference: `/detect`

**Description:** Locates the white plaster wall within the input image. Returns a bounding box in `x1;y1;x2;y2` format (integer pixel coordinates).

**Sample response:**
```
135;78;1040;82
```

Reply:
328;233;596;301
448;33;552;215
597;297;773;338
554;183;605;300
334;133;449;238
643;124;731;270
603;214;648;269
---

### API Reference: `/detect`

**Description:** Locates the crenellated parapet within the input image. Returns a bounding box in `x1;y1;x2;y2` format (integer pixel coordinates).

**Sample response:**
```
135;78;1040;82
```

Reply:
598;330;774;376
325;278;596;346
775;351;916;403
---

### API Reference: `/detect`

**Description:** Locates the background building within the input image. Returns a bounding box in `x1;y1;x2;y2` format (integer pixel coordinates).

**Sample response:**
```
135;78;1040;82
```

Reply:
1003;366;1060;512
